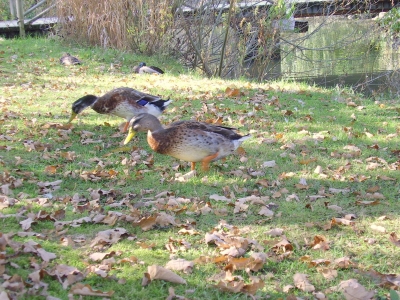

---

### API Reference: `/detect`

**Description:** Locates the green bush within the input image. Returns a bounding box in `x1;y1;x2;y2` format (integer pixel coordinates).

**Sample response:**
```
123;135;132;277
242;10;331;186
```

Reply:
379;7;400;37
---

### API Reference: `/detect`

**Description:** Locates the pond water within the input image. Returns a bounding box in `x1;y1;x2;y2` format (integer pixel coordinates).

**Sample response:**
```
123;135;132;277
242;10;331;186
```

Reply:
254;16;400;96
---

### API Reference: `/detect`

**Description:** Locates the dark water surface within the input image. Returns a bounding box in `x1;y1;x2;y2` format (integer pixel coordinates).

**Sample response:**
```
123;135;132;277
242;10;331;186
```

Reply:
255;16;400;96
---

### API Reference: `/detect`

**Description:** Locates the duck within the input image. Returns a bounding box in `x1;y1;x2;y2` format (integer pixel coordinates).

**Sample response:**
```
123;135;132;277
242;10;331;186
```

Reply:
123;113;251;171
68;87;172;132
60;53;81;65
133;62;164;74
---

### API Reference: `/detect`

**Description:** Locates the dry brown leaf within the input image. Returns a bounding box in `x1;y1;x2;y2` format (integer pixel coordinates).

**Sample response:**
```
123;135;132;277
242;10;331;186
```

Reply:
308;259;331;267
334;257;353;269
37;248;57;262
258;206;274;217
134;215;158;231
141;272;152;287
311;235;329;250
335;279;374;300
334;218;355;226
137;241;156;249
370;224;386;233
256;179;270;188
89;251;116;262
272;237;293;254
165;258;194;274
209;194;230;202
282;284;294;293
366;185;380;193
147;265;186;284
70;283;114;297
156;212;176;227
266;228;284;236
355;200;380;206
327;205;343;212
44;165;58;174
317;267;338;281
225;257;252;271
389;232;400;247
242;276;265;295
19;217;35;231
293;273;315;292
214;280;245;293
225;87;241;97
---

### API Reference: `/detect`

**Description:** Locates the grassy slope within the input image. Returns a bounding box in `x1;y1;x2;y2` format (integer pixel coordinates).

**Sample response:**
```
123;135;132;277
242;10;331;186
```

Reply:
0;36;399;300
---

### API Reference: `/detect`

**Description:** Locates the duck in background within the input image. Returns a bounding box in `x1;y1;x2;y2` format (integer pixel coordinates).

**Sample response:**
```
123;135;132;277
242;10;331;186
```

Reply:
124;113;251;171
60;53;82;65
133;62;164;74
68;87;172;132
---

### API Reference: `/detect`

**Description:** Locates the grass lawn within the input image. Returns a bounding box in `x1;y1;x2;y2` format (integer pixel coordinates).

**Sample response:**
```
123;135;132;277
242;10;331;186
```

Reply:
0;36;400;300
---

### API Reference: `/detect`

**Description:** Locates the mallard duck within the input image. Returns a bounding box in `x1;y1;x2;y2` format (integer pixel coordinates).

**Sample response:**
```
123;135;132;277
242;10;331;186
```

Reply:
133;62;164;74
123;113;251;171
60;53;81;65
68;87;172;132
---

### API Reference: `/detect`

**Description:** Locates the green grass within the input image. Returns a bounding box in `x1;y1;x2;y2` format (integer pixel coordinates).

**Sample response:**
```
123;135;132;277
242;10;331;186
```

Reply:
1;36;400;300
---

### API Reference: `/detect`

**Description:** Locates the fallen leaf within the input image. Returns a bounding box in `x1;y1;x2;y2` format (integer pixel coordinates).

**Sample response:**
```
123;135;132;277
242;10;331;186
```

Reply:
370;224;386;233
70;283;114;297
165;258;194;274
293;273;315;292
37;248;57;261
258;206;274;217
266;228;284;236
317;267;338;281
334;257;354;269
355;200;380;206
214;280;245;293
335;278;374;300
242;276;265;295
311;235;329;250
147;265;186;284
389;232;400;247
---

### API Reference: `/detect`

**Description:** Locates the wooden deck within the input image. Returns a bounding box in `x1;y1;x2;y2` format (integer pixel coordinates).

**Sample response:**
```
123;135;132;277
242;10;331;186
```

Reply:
180;0;399;17
0;17;57;35
294;0;399;17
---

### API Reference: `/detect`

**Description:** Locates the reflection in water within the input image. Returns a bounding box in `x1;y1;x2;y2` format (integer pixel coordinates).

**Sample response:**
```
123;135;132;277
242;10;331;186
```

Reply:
251;16;400;96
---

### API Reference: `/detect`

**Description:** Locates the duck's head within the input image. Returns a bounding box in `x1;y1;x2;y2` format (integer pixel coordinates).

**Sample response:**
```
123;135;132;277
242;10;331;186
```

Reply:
123;113;162;144
68;95;98;123
138;62;146;67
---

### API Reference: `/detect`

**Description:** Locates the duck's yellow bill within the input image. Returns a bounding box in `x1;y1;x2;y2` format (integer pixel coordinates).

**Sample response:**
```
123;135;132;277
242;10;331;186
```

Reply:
68;112;77;123
123;128;136;145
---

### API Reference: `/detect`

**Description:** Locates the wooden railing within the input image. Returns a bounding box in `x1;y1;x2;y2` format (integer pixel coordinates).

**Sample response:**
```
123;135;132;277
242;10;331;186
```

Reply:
9;0;55;37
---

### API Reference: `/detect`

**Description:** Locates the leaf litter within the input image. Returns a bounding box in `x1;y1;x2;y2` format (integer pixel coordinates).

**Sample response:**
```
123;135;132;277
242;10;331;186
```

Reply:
1;40;400;299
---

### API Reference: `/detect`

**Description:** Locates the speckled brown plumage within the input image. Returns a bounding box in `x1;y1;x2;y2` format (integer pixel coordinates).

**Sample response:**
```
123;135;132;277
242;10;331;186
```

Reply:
124;113;251;171
60;53;81;65
69;87;171;132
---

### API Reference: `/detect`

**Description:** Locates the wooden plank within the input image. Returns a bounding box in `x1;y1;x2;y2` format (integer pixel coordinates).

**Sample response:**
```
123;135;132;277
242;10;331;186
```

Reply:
0;17;57;33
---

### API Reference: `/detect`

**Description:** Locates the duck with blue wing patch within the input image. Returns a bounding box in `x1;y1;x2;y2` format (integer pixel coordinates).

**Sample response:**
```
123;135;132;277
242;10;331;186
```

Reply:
68;87;171;132
133;62;164;74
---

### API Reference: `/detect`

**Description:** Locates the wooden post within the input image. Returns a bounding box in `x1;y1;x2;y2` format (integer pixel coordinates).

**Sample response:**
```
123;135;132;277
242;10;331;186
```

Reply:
9;0;16;19
15;0;25;38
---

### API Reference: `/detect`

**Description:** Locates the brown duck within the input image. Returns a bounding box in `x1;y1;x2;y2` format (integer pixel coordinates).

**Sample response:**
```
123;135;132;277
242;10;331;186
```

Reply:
68;87;171;132
123;113;251;171
60;53;81;65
